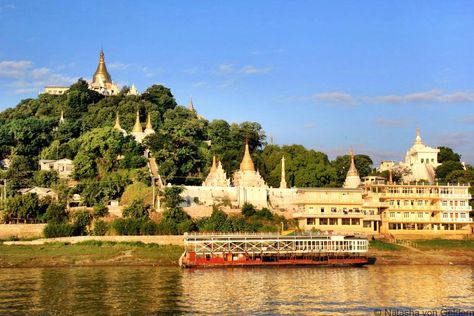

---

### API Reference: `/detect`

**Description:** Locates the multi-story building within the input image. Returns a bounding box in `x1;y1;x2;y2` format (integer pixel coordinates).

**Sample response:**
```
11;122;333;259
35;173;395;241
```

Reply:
365;182;472;237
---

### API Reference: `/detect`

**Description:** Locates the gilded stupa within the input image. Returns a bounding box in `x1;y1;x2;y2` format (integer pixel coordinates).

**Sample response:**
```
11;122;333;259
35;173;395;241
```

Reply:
89;49;119;96
233;142;266;187
203;156;231;187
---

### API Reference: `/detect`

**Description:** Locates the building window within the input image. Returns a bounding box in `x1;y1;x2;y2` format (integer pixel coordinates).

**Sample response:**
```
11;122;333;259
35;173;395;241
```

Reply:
390;212;395;218
342;219;351;225
389;200;394;206
320;208;325;213
351;219;360;225
306;218;315;225
329;218;337;225
363;221;371;228
460;213;466;218
417;200;423;206
404;212;409;218
418;212;423;218
442;201;447;207
320;218;328;225
442;213;448;219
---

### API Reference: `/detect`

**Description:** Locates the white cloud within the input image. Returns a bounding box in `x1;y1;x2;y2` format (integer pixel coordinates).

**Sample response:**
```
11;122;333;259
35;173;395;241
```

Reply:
312;92;355;105
436;132;472;148
217;64;235;74
191;81;208;88
216;63;272;76
374;118;410;128
108;62;158;78
239;65;272;74
108;62;131;70
0;59;77;94
309;89;474;106
0;60;33;78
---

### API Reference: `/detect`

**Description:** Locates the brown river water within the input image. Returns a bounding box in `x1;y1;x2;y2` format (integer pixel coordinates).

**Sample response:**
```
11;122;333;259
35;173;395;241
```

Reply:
0;265;473;315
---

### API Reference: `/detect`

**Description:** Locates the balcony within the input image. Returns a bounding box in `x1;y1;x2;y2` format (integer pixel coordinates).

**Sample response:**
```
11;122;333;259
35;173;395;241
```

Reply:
385;205;438;211
440;206;472;211
294;210;381;220
378;193;440;199
440;194;472;199
386;216;473;223
439;218;473;223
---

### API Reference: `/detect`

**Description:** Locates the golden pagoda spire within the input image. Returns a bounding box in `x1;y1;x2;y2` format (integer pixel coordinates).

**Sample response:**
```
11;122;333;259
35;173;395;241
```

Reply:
114;112;122;129
211;156;217;173
240;141;255;172
146;113;153;130
92;49;112;85
347;149;359;176
415;128;423;144
132;110;142;133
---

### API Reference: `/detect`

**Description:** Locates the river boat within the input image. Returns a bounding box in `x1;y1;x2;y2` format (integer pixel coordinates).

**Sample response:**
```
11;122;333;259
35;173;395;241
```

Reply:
179;233;374;268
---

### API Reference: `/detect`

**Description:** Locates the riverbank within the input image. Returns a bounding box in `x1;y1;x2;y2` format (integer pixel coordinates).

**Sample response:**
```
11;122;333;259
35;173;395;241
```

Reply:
0;239;472;268
369;239;474;265
0;241;183;268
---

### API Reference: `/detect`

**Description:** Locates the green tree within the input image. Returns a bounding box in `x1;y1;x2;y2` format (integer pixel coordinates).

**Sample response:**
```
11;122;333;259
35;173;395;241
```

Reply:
43;202;68;224
93;203;109;218
73;127;126;179
435;161;464;182
34;170;59;187
141;85;177;117
145;107;207;184
122;199;150;220
438;146;461;163
161;186;190;223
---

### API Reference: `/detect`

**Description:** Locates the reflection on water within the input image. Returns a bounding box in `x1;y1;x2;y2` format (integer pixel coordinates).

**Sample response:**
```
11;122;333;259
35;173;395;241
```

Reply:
0;265;473;315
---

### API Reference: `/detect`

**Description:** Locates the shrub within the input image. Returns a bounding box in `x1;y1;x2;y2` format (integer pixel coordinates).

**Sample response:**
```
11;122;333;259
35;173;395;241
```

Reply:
140;220;158;235
156;218;178;235
93;203;109;218
44;202;68;224
254;207;274;220
93;219;109;236
123;199;150;219
177;219;197;234
241;203;256;218
111;218;142;235
44;222;75;238
73;210;93;236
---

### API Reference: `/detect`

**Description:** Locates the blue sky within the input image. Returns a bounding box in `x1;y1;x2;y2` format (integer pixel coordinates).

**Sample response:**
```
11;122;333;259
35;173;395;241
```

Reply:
0;1;473;164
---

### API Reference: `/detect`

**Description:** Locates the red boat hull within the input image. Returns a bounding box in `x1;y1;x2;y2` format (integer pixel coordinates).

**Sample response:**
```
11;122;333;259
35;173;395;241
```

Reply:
181;253;372;268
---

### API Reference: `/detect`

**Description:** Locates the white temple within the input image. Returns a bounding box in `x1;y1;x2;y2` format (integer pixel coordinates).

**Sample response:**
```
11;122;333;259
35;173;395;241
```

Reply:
343;149;361;189
378;128;440;183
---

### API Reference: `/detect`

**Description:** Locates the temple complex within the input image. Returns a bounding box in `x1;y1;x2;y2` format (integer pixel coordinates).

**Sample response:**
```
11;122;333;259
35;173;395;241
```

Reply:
182;142;472;237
